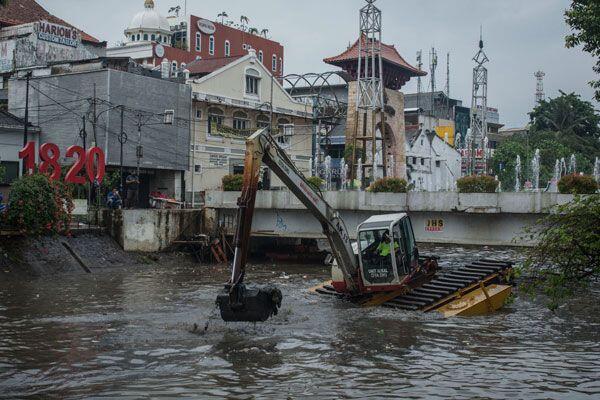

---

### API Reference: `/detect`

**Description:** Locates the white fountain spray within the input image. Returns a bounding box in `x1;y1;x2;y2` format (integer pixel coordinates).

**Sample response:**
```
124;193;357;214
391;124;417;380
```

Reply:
594;157;600;183
324;156;332;191
308;158;313;177
515;155;522;192
357;158;363;189
569;154;577;175
341;162;348;190
560;157;567;177
374;151;382;180
531;149;540;191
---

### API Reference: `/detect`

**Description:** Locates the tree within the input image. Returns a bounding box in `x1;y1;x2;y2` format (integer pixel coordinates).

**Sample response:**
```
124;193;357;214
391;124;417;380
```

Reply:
519;195;600;310
261;29;270;39
239;16;249;31
248;27;259;36
217;11;228;24
565;0;600;101
529;91;600;139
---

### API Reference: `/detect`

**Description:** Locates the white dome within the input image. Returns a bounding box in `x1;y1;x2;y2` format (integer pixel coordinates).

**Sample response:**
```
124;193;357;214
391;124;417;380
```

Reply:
126;0;170;33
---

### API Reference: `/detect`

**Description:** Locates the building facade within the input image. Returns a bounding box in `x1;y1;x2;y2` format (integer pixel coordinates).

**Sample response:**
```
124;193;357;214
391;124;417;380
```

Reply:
8;67;191;204
107;0;284;77
186;50;311;200
406;129;461;191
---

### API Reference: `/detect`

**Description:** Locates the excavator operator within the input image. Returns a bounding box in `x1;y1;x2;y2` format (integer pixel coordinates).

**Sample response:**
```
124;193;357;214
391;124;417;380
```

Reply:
376;232;399;258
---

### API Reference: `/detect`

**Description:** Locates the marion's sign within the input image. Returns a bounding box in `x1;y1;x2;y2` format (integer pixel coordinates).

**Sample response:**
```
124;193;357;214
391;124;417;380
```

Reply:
36;20;80;48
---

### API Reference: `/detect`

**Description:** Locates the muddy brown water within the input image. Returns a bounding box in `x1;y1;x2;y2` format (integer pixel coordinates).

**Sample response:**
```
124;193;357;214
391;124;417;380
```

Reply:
1;244;599;399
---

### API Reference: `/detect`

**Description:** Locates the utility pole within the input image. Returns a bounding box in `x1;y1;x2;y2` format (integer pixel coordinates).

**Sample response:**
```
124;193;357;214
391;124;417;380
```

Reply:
92;83;98;146
446;52;450;119
118;106;127;193
136;113;143;207
22;72;32;175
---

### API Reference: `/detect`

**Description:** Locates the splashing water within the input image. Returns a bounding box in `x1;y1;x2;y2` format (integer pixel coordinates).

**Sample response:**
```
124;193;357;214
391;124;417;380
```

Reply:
341;163;348;190
515;155;522;192
594;157;600;183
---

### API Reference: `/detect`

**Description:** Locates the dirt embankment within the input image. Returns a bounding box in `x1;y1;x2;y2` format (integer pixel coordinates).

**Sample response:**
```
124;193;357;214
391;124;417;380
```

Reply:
0;232;143;277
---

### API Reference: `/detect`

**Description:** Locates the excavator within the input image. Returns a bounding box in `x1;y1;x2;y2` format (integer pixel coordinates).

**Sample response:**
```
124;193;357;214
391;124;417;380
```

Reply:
216;128;512;322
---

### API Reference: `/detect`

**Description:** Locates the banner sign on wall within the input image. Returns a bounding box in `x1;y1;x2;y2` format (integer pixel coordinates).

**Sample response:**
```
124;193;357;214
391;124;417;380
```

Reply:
0;40;15;73
36;20;80;48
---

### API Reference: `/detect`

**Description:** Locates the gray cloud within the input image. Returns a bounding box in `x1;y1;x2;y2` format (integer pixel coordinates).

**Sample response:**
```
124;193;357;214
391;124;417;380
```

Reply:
37;0;597;127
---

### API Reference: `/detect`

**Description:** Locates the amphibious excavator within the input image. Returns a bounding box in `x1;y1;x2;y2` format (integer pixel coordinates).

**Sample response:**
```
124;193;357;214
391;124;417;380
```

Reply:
216;128;512;322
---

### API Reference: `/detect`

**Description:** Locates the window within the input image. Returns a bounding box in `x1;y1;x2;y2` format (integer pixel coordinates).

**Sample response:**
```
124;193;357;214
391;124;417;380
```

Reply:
195;109;202;120
258;50;263;62
233;111;249;131
207;107;224;135
194;165;202;173
157;35;161;42
131;35;135;41
195;32;201;52
151;34;156;41
171;61;178;73
412;157;417;164
279;57;283;71
435;160;441;168
137;34;141;40
209;36;214;55
143;33;148;41
225;40;231;57
272;55;277;71
163;36;167;43
420;158;425;166
277;118;293;147
0;161;19;185
164;110;174;125
242;44;247;50
256;114;270;129
245;68;260;96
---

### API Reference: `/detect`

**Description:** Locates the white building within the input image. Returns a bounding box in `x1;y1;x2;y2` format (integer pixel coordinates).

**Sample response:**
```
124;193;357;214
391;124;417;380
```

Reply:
405;129;461;191
186;49;312;200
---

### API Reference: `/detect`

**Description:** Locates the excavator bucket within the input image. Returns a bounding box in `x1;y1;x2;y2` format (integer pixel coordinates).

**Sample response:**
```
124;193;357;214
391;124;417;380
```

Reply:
216;284;282;322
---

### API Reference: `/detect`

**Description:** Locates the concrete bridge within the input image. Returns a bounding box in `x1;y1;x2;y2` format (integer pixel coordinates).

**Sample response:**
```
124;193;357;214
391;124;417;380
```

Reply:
205;190;577;247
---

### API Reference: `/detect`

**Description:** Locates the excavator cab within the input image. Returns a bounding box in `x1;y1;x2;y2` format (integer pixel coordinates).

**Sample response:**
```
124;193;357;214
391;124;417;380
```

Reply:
357;213;418;293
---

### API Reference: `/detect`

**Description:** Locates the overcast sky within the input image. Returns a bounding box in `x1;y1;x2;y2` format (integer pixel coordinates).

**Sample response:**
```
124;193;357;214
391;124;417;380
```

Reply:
37;0;598;127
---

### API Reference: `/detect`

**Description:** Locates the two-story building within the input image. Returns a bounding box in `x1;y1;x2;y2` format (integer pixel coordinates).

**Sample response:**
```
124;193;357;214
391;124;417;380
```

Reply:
186;49;312;200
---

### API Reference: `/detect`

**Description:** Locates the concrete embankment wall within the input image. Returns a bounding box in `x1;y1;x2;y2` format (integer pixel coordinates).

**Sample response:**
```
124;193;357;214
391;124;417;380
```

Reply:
205;191;578;247
104;209;203;252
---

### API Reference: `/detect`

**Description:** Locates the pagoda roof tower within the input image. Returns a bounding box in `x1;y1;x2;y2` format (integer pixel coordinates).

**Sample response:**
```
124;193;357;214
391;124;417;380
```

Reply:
324;36;426;90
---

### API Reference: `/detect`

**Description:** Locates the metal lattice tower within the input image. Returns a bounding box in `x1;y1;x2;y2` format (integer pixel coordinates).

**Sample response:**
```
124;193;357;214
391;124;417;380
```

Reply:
416;50;423;113
469;27;489;174
352;0;387;184
429;47;437;117
357;0;384;111
534;70;545;104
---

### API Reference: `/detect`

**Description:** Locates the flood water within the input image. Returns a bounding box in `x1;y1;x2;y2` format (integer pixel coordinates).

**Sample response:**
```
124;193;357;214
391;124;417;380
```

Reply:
1;244;599;399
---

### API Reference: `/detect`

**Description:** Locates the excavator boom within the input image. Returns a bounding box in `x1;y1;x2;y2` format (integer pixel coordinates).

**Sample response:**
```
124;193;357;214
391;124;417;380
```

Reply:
217;128;359;322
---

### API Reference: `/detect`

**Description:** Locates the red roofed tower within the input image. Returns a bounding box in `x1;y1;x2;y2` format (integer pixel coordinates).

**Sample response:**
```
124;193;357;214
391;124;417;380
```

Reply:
324;35;425;91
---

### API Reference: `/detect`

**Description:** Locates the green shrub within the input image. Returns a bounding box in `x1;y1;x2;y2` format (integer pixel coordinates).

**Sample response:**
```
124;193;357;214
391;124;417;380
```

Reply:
0;164;5;183
557;174;598;194
222;174;244;191
368;177;408;193
456;175;498;193
5;173;73;235
306;176;324;190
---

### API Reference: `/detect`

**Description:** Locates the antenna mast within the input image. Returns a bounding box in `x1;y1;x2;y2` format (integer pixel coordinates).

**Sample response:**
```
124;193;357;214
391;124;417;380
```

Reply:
429;47;437;118
468;26;489;175
416;50;423;114
534;70;545;104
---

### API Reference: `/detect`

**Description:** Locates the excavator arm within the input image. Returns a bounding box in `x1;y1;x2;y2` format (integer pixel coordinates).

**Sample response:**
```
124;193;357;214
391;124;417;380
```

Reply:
217;128;359;322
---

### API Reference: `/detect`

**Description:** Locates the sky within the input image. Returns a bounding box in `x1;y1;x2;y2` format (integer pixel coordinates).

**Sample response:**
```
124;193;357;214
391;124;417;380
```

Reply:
37;0;598;128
